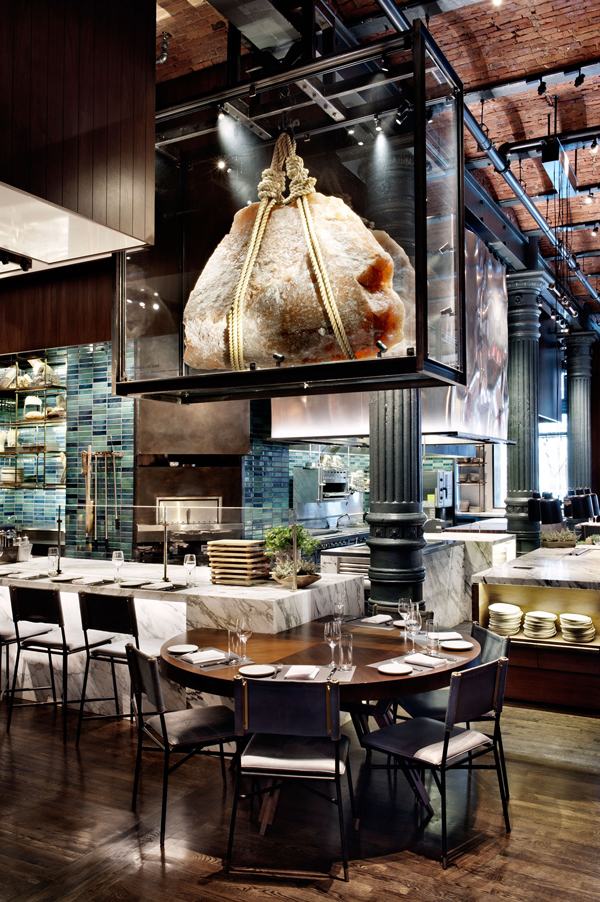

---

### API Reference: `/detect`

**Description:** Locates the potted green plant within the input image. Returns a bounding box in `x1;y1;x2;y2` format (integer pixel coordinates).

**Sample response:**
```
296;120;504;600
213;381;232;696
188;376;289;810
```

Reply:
264;525;321;587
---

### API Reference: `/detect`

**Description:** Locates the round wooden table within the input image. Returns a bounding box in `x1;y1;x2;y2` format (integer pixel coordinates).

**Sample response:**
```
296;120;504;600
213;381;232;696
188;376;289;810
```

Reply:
160;618;480;704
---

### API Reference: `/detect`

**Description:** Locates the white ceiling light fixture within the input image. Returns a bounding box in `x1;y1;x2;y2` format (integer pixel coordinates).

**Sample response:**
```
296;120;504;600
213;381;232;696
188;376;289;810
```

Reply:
591;138;599;155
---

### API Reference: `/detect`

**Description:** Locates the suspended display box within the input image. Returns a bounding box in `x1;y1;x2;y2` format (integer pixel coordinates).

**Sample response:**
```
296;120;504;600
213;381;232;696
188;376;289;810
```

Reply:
113;21;465;403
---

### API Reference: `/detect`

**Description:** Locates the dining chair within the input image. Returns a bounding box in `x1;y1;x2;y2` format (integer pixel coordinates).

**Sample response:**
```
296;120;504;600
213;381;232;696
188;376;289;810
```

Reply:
6;585;115;743
355;657;510;868
125;644;237;846
75;592;165;747
225;674;355;882
399;623;511;798
0;615;53;701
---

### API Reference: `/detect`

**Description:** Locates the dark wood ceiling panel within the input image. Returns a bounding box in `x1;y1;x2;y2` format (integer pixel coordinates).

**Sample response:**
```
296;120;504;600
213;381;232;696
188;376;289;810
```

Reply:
0;0;155;246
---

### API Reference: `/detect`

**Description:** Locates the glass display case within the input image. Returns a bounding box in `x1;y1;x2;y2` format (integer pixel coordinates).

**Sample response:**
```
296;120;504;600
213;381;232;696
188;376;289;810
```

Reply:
114;21;464;403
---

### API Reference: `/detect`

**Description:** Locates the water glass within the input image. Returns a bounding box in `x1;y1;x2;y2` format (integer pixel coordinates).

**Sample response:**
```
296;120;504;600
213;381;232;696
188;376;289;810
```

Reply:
426;619;440;656
183;553;196;587
112;550;124;582
339;632;353;671
48;546;59;576
324;619;342;667
237;615;253;663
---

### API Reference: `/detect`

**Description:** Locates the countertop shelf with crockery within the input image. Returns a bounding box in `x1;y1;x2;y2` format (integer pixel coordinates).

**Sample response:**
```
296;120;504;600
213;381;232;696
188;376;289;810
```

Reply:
472;547;600;712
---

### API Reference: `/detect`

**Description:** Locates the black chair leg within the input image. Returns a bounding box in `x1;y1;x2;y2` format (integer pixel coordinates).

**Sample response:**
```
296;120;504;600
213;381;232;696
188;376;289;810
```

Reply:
355;748;371;829
225;764;242;872
75;652;92;748
160;749;170;846
61;652;68;744
345;754;356;819
6;644;20;732
493;743;511;833
48;652;57;709
441;768;448;869
219;741;226;781
497;728;510;800
335;773;349;882
132;724;144;811
110;660;120;716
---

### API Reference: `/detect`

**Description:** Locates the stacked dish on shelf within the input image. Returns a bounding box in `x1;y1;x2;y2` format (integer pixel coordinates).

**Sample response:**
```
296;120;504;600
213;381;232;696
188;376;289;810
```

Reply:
523;610;557;638
488;602;523;635
1;466;24;485
559;613;596;643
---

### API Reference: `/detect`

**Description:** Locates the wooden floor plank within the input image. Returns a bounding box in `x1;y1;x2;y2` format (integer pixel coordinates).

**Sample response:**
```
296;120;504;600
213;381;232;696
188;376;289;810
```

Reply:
1;703;600;901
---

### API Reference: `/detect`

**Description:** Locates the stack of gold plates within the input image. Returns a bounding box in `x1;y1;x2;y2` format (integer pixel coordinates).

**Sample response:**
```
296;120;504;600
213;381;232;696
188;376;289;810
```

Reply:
559;613;596;643
523;610;557;638
488;602;523;636
208;539;271;586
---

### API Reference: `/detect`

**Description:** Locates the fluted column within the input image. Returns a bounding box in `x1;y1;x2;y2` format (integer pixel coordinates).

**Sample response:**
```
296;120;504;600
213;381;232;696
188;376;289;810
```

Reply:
505;272;551;553
366;389;426;607
565;332;596;492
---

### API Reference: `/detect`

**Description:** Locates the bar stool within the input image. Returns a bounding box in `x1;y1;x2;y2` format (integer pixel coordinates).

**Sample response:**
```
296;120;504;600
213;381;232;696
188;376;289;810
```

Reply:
0;616;54;701
75;591;165;747
6;585;115;743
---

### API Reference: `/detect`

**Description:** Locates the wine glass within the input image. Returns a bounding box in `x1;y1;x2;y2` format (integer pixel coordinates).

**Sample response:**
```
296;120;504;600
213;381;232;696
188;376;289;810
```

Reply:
183;553;196;587
405;606;422;652
334;585;347;621
112;550;124;583
324;619;342;668
398;599;411;642
237;615;253;663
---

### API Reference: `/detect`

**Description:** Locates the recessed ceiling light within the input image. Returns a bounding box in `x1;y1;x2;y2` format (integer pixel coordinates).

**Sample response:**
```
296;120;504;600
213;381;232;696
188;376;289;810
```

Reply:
153;303;160;310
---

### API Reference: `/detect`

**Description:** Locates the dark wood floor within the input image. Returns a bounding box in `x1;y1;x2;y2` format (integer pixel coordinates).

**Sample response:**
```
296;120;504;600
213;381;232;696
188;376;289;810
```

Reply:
1;700;600;902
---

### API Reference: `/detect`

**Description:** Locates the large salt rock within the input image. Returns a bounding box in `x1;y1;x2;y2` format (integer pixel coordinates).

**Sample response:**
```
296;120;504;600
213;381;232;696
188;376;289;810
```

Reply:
183;192;406;370
372;229;416;354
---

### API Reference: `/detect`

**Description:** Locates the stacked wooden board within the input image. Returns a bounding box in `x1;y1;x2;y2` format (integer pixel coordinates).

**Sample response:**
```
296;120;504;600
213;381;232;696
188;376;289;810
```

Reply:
208;539;271;586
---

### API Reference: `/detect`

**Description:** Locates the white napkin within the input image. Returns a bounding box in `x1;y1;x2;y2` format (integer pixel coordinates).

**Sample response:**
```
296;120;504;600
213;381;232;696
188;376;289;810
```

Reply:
141;582;173;590
404;653;446;669
181;649;228;666
284;665;320;680
361;614;393;624
431;631;463;641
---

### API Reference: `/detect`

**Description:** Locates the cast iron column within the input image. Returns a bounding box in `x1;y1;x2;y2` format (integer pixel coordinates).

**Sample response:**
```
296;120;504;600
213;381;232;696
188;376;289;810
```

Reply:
366;389;426;608
505;272;550;553
565;331;596;492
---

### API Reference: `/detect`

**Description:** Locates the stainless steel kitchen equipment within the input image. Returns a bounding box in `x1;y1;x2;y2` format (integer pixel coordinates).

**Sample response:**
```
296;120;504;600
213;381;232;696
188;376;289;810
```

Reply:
292;466;351;505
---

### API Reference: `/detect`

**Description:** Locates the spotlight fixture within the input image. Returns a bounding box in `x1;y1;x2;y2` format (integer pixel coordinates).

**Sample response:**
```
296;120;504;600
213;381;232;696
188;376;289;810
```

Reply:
217;160;226;170
585;191;594;204
551;312;556;320
575;69;585;88
217;109;225;120
380;55;390;73
226;167;232;173
591;138;599;155
303;133;311;142
492;0;502;6
538;78;547;96
593;223;600;237
374;116;382;132
358;140;364;146
153;303;159;310
347;126;355;135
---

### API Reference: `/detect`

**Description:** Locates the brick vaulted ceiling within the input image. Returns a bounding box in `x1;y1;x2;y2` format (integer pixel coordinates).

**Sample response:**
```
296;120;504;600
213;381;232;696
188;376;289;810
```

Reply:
155;0;600;300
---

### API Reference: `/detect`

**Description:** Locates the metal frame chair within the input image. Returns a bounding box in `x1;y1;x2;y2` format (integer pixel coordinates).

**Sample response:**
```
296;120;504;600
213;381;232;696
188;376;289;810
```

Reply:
75;592;164;747
226;675;355;882
125;644;237;846
399;623;511;798
0;615;53;701
6;585;114;743
356;657;510;868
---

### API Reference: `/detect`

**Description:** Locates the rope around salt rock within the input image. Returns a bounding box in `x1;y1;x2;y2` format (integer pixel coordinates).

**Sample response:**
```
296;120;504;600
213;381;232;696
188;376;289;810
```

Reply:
227;132;355;370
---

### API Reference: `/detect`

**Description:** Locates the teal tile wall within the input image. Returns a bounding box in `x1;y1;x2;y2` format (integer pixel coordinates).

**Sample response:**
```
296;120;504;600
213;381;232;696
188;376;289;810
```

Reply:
0;347;67;527
65;343;134;559
243;401;291;539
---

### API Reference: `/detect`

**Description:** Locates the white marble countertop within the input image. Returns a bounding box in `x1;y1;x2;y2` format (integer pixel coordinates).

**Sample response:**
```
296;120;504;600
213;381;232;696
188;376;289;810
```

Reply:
431;532;515;545
0;555;360;604
472;547;600;589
